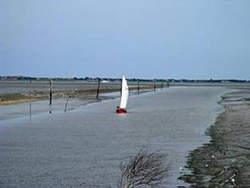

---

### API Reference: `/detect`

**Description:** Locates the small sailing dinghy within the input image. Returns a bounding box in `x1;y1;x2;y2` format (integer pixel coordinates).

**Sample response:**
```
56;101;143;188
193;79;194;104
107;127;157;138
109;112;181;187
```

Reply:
116;75;129;114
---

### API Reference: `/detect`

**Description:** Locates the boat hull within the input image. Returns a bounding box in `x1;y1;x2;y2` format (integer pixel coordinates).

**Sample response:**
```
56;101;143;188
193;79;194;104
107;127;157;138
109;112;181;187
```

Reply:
116;108;127;114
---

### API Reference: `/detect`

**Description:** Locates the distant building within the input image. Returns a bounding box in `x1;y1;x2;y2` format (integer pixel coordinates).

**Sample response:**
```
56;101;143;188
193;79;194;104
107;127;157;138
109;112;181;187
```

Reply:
101;80;109;83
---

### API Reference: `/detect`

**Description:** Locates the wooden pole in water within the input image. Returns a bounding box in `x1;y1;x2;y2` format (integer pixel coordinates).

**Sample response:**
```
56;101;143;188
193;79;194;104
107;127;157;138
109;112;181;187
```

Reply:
49;79;53;105
137;80;140;95
64;96;70;113
154;81;156;92
96;79;101;99
29;80;32;119
120;79;122;96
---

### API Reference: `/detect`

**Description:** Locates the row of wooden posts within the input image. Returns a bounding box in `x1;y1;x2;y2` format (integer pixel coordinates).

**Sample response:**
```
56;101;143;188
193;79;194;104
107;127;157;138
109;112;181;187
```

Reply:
93;79;169;100
47;79;169;105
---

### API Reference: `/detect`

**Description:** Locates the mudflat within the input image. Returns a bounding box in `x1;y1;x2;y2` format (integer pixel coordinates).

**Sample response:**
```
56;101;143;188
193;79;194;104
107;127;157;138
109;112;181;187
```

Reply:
180;89;250;187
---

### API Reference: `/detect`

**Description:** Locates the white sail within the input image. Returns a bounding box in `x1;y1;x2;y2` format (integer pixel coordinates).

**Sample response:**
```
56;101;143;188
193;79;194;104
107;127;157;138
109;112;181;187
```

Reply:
119;75;129;108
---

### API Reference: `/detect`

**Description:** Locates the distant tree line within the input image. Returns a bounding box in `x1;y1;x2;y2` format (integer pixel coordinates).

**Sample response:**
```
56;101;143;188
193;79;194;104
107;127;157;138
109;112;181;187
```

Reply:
0;76;167;82
0;76;249;83
168;79;250;83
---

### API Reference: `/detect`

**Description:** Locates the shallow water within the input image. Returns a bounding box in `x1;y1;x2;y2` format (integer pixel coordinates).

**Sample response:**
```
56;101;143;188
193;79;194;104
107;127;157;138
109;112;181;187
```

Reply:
0;87;226;187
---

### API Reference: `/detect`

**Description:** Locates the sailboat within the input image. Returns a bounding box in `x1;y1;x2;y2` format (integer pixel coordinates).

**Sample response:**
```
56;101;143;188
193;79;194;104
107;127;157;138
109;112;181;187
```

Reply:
116;75;129;114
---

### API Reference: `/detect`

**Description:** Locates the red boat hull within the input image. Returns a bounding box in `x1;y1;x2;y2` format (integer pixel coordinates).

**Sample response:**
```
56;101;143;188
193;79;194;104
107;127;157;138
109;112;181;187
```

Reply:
116;108;127;114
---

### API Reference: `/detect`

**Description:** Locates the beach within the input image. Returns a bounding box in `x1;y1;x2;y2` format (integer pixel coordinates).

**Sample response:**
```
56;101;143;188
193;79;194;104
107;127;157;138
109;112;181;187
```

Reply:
180;89;250;187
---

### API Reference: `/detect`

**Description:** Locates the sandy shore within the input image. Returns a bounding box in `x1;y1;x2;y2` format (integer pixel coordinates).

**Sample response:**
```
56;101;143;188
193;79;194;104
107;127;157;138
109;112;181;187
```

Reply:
180;89;250;187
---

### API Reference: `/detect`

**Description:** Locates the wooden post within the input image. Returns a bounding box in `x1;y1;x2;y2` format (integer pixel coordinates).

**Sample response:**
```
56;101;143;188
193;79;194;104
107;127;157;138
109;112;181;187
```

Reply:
64;97;70;113
167;80;170;87
137;80;140;95
161;80;163;89
120;79;122;96
29;80;32;119
154;81;156;92
96;79;101;99
29;80;31;101
49;79;53;105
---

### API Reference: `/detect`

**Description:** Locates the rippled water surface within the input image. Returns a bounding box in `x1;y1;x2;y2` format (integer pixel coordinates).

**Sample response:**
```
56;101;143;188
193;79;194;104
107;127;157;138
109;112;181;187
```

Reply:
0;87;227;187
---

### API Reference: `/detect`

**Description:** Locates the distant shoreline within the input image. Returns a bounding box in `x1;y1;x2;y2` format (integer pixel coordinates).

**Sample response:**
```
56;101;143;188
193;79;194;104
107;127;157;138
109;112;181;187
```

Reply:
1;80;250;106
0;81;164;106
1;75;250;84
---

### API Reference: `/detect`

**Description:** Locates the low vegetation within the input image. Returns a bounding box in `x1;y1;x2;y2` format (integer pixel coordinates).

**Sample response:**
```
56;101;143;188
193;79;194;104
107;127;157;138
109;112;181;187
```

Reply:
0;93;28;101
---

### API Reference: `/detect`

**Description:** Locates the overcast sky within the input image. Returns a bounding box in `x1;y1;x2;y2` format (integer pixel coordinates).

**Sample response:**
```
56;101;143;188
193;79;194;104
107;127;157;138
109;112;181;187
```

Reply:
0;0;250;79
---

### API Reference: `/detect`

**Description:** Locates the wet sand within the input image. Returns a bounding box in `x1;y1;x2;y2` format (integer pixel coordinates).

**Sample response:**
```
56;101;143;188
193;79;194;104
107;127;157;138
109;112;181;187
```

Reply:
180;89;250;187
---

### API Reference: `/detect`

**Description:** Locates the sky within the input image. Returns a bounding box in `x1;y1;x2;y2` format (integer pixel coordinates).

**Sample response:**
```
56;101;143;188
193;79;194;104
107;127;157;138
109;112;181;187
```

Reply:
0;0;250;79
